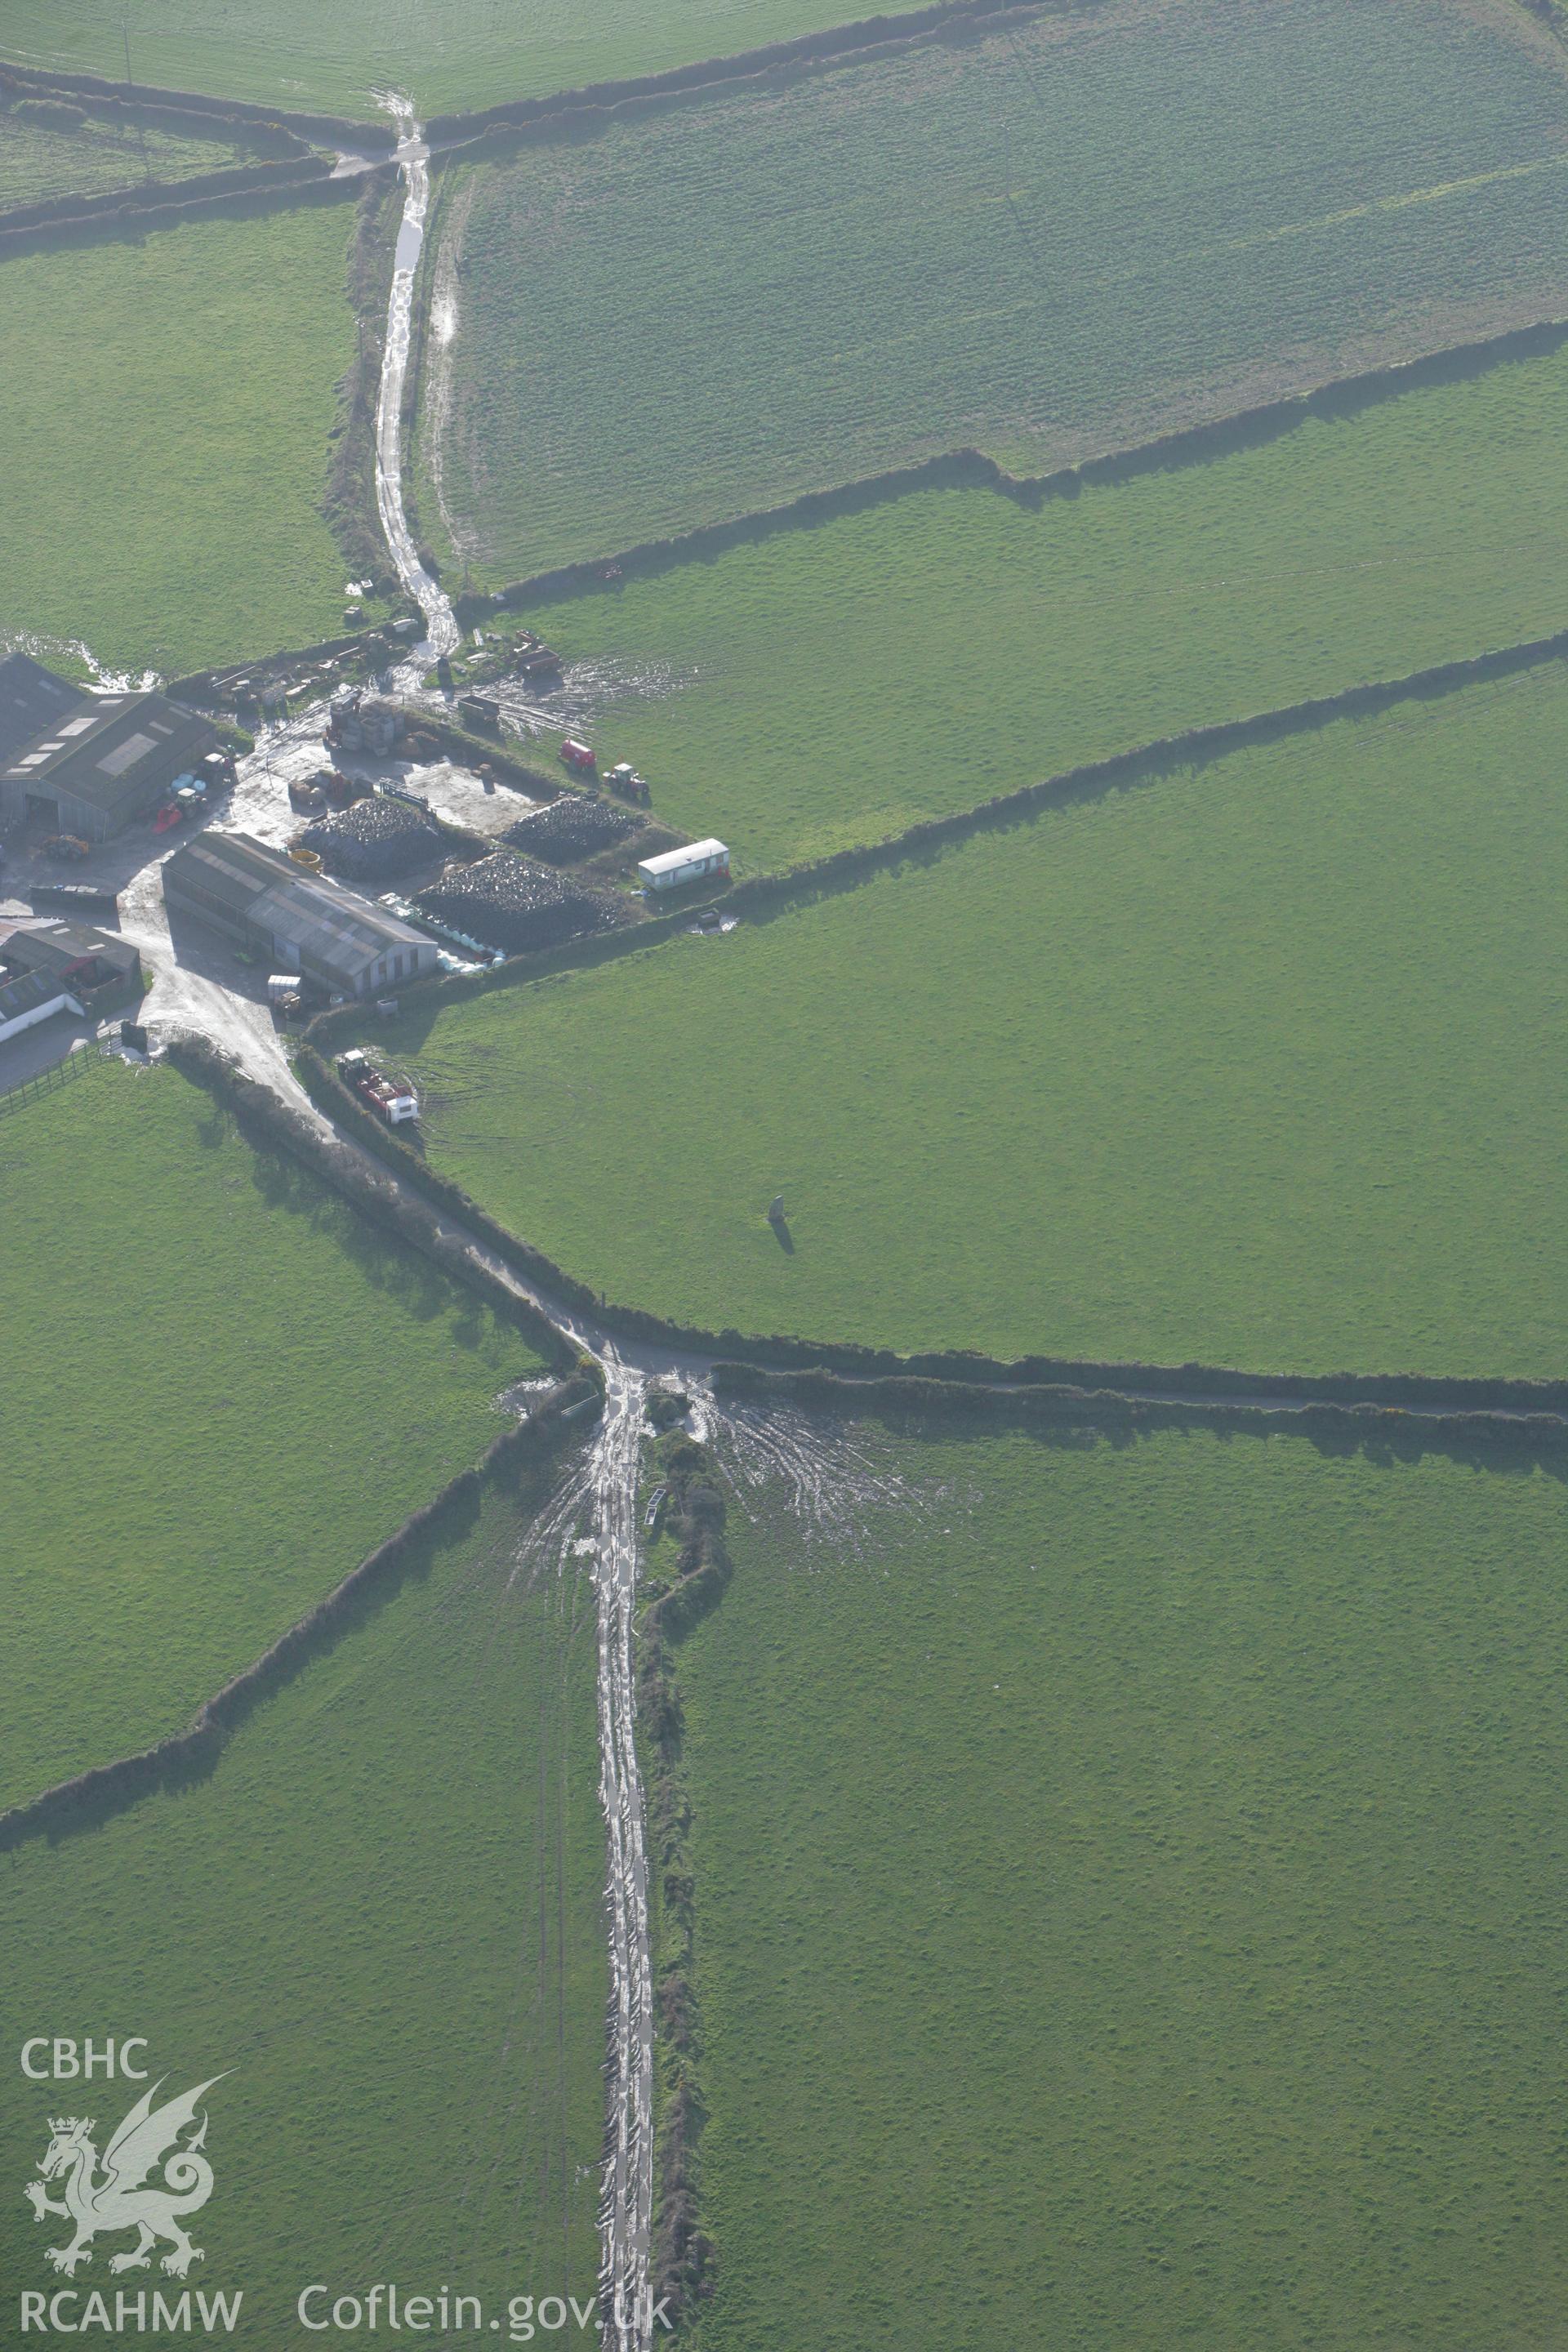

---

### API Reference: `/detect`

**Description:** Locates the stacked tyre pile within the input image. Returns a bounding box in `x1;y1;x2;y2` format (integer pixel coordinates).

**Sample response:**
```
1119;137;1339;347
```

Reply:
414;852;630;954
300;795;443;881
504;795;643;865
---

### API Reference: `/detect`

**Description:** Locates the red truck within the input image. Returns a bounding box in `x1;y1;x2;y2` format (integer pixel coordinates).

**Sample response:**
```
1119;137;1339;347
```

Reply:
559;737;596;773
335;1049;419;1125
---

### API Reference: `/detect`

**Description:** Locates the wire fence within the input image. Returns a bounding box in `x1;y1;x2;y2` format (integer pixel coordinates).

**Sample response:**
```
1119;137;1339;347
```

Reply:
0;1036;109;1120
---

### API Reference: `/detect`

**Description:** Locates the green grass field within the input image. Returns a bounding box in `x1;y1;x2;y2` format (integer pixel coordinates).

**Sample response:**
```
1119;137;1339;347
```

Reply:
670;1413;1568;2351
0;100;256;207
3;0;894;121
0;1058;546;1809
496;330;1568;872
0;1484;605;2325
0;203;355;678
377;662;1568;1378
423;0;1568;586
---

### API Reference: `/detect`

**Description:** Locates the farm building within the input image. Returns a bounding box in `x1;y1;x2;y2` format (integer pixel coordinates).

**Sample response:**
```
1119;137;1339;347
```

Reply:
636;838;730;892
0;916;140;1043
162;831;437;998
0;654;216;843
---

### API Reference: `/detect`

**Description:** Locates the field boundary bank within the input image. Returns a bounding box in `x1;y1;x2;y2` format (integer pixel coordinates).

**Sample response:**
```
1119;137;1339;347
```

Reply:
291;1040;1568;1419
323;172;407;588
638;1439;732;2324
0;59;394;148
427;0;1056;142
712;623;1568;909
710;1364;1568;1469
427;0;1058;163
0;1369;597;1856
0;0;1065;154
463;313;1568;621
0;151;323;235
304;621;1568;1022
163;1033;577;1371
0;153;368;259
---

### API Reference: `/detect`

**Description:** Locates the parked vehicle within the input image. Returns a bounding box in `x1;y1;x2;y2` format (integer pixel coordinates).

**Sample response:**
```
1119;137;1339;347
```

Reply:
604;761;650;805
335;1048;418;1125
559;737;596;773
152;803;184;834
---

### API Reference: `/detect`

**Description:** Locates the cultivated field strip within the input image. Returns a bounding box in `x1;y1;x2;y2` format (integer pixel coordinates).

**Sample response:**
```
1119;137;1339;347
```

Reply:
427;0;1568;581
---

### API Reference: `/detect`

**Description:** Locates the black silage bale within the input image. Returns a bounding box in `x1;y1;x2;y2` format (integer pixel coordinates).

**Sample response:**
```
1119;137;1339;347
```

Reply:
504;795;640;865
414;850;628;953
301;795;442;880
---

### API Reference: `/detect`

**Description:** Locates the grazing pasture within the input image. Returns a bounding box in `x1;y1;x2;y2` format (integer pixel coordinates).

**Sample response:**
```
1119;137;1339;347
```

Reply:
381;662;1568;1377
499;332;1568;871
0;203;354;677
3;0;908;121
673;1414;1568;2352
0;1487;605;2320
425;0;1568;584
0;1059;546;1809
0;100;256;207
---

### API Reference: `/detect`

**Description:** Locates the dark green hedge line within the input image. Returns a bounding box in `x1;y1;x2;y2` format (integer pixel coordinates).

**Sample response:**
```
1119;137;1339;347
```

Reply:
638;1437;731;2323
421;0;1040;143
315;622;1568;1098
2;80;310;157
708;1364;1568;1467
0;152;325;234
322;171;404;586
0;1367;597;1856
710;626;1568;916
0;59;395;148
167;1033;577;1374
318;624;1568;1047
465;314;1568;626
292;1044;1568;1419
0;157;357;257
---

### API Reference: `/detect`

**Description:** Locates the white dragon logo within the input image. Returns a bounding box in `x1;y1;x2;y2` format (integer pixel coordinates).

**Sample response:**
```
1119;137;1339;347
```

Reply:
25;2077;227;2279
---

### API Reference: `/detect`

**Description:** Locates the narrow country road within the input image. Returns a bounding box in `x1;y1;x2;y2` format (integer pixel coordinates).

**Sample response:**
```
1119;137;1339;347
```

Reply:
373;98;461;666
370;107;657;2349
587;1356;657;2352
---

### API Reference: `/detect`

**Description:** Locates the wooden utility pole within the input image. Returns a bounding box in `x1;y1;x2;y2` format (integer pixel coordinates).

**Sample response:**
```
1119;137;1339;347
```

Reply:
122;22;153;185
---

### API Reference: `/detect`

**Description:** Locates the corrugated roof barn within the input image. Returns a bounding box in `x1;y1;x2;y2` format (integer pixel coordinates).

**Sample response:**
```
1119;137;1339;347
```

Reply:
0;654;216;841
162;831;437;999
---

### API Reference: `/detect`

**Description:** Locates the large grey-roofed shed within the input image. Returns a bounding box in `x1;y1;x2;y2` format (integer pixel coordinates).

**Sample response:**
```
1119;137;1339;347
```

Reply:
163;831;437;997
0;653;80;766
0;659;216;841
